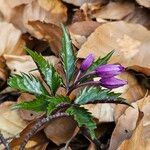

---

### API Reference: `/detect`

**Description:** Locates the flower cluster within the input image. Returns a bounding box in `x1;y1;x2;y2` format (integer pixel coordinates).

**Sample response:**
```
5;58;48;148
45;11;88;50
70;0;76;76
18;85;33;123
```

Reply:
80;54;127;89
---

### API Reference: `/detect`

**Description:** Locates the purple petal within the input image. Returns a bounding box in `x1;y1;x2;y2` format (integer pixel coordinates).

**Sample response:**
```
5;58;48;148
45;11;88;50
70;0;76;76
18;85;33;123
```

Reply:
80;54;94;71
100;77;127;89
95;64;125;78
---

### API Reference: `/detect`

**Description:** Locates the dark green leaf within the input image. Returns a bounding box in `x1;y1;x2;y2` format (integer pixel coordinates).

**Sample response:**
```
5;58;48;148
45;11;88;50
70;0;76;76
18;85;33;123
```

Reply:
75;86;131;106
12;96;48;112
26;48;63;94
8;73;49;96
47;96;71;114
87;50;114;72
61;24;76;83
66;106;97;139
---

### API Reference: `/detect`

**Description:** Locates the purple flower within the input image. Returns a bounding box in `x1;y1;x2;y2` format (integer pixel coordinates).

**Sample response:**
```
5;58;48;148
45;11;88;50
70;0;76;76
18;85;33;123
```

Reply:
95;64;125;78
80;54;94;71
100;77;127;89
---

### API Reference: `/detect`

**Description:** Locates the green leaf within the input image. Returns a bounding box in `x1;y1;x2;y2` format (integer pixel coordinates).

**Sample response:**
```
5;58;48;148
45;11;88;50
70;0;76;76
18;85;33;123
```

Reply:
8;73;49;96
66;106;97;139
87;50;114;72
12;96;48;112
26;48;63;94
61;24;76;83
47;96;71;114
75;86;130;106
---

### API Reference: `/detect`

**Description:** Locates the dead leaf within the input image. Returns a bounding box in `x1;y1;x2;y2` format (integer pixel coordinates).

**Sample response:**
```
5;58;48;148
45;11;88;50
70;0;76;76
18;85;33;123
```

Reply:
23;0;67;33
69;21;100;48
109;102;139;150
11;131;49;150
124;7;150;30
113;72;147;121
44;117;77;145
28;21;62;56
62;0;104;6
136;0;150;8
0;101;27;139
116;96;150;150
93;1;135;21
4;55;59;75
17;93;44;121
6;0;31;8
78;21;150;70
0;22;25;55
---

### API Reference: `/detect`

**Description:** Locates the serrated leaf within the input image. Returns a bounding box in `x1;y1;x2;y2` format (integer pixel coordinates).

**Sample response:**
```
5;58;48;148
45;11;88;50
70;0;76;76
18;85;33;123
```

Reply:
87;50;114;73
75;86;131;106
8;73;49;96
61;24;76;83
47;96;71;114
66;106;97;139
26;48;63;94
12;96;48;112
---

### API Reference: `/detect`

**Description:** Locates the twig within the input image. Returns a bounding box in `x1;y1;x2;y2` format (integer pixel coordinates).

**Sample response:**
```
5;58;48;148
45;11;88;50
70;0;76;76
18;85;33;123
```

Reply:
20;112;69;150
0;133;11;150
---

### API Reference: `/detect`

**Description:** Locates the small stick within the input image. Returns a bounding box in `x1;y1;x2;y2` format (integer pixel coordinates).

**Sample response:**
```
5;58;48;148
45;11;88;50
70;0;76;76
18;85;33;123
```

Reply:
20;113;69;150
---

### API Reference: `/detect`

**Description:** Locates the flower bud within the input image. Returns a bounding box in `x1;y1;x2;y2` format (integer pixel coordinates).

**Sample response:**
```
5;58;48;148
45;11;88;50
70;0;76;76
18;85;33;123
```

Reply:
100;77;127;89
80;54;94;71
95;64;125;78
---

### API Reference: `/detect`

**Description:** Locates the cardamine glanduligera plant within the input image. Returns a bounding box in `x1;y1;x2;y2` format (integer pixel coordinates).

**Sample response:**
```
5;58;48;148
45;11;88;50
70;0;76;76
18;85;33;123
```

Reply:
8;24;131;150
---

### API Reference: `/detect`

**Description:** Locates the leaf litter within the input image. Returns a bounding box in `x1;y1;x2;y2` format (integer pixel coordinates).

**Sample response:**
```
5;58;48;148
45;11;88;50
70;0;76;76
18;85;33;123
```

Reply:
0;0;150;150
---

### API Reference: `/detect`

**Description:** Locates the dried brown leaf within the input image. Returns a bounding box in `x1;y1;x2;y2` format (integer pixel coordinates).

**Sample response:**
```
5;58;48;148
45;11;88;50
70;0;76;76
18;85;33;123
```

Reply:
0;101;27;150
17;93;44;121
109;102;139;150
78;21;150;70
69;21;100;48
44;117;77;145
93;1;135;21
6;0;32;8
114;72;147;121
116;96;150;150
62;0;104;6
4;55;59;75
0;22;25;55
28;21;62;56
136;0;150;8
23;0;67;33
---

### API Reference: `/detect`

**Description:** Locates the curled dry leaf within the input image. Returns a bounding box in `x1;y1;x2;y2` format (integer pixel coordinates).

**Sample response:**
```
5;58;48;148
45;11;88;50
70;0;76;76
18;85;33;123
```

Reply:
4;55;59;75
83;71;146;123
69;21;100;48
44;117;77;145
11;131;49;150
124;7;150;30
6;0;32;8
136;0;150;8
113;72;147;121
109;102;139;150
78;21;150;70
116;96;150;150
0;22;25;55
0;101;27;149
93;1;135;21
17;93;44;121
28;21;62;56
62;0;103;6
23;0;67;33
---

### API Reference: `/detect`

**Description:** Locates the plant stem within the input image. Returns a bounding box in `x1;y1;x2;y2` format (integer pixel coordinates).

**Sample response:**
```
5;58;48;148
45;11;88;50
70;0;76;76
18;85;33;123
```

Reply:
67;81;99;96
67;71;96;96
20;113;69;150
0;133;11;150
74;70;81;84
